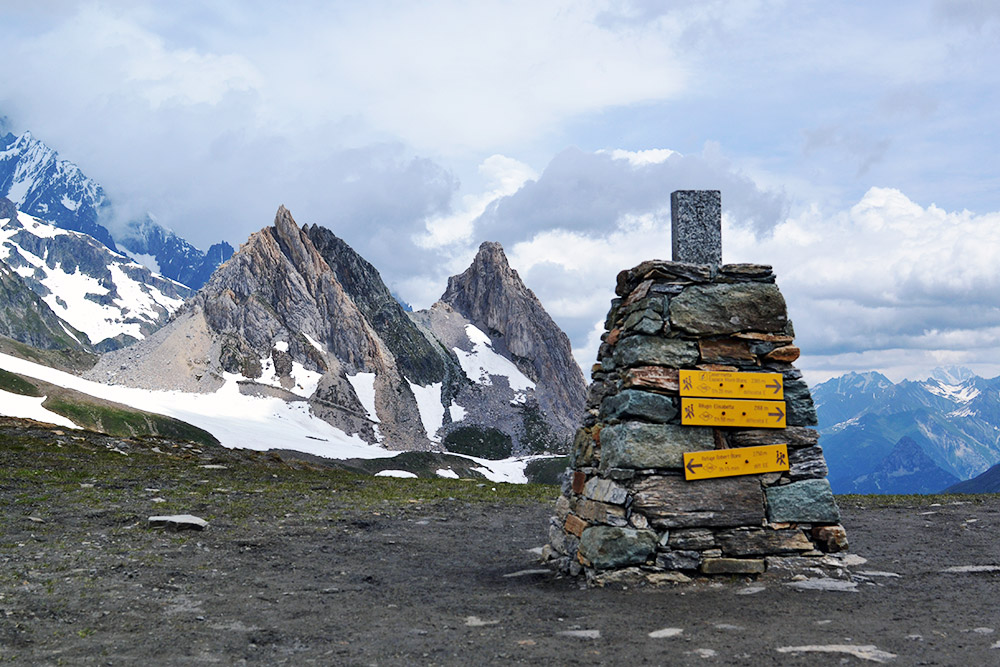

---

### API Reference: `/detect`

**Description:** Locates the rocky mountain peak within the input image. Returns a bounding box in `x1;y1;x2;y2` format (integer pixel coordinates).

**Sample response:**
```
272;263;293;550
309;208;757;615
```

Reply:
0;196;16;221
437;240;586;435
441;241;541;350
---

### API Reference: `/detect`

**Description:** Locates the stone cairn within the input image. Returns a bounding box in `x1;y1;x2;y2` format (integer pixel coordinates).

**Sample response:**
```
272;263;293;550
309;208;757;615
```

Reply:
546;191;848;586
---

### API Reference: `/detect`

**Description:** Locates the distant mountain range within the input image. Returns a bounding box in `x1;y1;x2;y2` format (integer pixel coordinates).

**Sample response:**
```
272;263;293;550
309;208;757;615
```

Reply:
0;130;232;289
813;366;1000;494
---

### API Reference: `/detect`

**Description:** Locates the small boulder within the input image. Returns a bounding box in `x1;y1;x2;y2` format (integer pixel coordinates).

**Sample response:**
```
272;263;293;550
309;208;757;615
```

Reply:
148;514;208;531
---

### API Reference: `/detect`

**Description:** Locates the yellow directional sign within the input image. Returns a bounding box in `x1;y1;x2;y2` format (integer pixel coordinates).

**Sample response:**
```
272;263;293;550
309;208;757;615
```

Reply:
681;397;787;428
683;444;789;481
679;369;784;400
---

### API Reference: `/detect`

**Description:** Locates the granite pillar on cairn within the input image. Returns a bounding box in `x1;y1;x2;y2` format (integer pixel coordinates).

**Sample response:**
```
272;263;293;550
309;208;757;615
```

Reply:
545;190;847;586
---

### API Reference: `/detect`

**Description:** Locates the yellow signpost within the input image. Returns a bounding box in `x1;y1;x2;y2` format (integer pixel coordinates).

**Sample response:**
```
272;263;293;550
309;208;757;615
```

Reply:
682;444;789;480
679;369;783;399
680;397;787;428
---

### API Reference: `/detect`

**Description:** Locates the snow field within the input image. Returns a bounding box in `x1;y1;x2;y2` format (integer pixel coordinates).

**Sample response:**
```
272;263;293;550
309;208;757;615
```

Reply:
0;353;534;483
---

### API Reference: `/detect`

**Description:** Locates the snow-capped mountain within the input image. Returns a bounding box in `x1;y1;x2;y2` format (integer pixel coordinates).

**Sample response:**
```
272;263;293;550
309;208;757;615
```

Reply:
0;131;116;250
0;130;231;289
0;198;191;351
119;215;235;289
814;367;1000;494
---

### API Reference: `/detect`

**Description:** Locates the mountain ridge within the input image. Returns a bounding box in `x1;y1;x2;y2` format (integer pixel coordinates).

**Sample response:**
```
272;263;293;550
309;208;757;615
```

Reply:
85;206;586;456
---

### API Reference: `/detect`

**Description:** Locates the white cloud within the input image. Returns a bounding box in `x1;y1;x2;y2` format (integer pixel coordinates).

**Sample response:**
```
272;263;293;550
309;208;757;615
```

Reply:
2;1;1000;389
417;155;536;248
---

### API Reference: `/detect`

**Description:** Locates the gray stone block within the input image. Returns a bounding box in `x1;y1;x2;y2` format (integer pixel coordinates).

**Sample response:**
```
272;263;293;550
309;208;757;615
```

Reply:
600;389;678;424
788;445;828;480
613;335;700;368
783;370;818;426
668;527;717;550
700;558;766;575
671;190;721;265
765;479;840;523
599;422;714;471
670;283;788;335
583;477;629;505
656;550;702;570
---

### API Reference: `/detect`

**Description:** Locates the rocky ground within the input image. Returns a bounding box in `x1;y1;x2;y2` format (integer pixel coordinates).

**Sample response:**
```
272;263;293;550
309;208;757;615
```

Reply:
2;418;1000;665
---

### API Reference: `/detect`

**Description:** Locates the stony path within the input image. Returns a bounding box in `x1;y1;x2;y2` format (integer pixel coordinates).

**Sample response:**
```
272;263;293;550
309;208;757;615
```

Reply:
2;429;999;664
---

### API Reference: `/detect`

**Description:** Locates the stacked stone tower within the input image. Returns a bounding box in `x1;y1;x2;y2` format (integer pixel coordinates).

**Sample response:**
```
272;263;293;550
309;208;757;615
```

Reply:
547;191;847;585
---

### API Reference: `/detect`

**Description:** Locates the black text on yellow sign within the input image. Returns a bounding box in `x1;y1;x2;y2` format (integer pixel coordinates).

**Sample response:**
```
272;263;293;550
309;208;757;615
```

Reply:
680;397;787;428
683;444;790;481
679;369;783;400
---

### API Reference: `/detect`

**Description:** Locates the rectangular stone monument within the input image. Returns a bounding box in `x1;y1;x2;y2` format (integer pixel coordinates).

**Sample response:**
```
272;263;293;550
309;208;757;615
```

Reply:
671;190;721;265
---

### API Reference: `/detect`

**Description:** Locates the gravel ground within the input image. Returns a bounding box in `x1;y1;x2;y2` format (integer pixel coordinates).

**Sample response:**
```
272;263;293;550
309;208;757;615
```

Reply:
2;419;1000;665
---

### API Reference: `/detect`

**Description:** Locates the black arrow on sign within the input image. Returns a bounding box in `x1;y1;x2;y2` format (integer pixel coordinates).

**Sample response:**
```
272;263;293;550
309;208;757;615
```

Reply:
686;459;703;475
766;379;782;394
769;406;785;421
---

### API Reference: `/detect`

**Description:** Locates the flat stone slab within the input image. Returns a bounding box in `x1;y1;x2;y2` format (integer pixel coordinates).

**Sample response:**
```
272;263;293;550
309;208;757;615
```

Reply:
700;558;766;575
940;565;1000;573
600;423;714;471
148;514;208;531
785;578;859;592
630;474;764;528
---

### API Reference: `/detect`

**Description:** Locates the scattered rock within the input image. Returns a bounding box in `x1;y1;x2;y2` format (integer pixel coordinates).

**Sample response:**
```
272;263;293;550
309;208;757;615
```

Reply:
465;616;499;627
940;565;1000;573
776;644;897;663
148;514;208;531
648;627;683;638
686;648;718;658
735;585;766;595
558;629;600;639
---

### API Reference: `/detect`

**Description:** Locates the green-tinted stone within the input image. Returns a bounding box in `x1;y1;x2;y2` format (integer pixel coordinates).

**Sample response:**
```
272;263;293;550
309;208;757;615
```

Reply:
600;389;677;424
599;422;714;471
578;526;657;570
670;283;787;335
765;479;840;523
783;371;818;426
613;335;699;369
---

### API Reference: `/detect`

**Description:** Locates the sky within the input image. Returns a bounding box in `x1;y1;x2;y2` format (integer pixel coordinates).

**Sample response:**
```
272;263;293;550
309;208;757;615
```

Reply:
1;0;999;385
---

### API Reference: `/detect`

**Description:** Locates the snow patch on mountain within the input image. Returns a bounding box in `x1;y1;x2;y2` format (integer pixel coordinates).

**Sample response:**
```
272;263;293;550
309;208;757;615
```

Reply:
250;354;323;398
928;365;976;385
119;247;161;274
0;352;532;482
348;372;379;423
15;211;63;238
454;324;535;391
921;380;980;403
409;381;445;441
303;333;325;355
